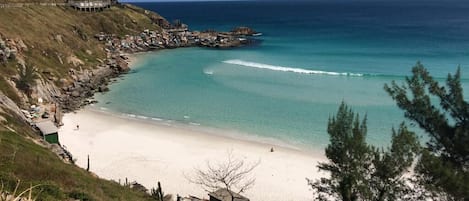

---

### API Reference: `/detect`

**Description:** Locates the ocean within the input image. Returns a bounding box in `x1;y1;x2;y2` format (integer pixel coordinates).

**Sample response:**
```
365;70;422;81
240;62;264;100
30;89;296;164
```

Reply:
94;0;469;149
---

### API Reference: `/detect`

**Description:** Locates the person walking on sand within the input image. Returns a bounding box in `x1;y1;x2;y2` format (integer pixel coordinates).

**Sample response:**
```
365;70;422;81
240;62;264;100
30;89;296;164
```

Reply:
76;124;79;130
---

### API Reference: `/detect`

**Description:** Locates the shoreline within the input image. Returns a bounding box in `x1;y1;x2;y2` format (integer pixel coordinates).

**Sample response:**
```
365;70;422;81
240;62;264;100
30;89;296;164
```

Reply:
87;105;325;156
93;49;328;154
59;42;327;200
60;107;326;201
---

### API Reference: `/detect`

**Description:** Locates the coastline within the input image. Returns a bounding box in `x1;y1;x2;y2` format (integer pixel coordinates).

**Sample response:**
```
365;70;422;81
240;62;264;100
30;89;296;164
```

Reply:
58;33;327;200
59;107;326;201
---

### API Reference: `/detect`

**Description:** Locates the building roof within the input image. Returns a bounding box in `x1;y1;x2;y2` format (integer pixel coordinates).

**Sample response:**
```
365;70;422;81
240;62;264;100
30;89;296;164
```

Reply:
208;189;249;201
36;121;58;135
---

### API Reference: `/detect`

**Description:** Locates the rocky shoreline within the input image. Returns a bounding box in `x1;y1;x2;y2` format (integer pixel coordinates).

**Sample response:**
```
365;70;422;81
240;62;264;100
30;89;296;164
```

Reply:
58;26;261;113
0;3;261;139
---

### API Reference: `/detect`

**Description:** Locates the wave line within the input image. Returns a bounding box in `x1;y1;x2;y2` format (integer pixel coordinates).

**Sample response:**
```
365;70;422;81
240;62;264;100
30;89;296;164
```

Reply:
223;59;364;77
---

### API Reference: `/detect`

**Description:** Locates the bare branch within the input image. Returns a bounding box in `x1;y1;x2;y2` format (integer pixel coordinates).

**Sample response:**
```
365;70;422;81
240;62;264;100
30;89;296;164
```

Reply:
186;150;260;198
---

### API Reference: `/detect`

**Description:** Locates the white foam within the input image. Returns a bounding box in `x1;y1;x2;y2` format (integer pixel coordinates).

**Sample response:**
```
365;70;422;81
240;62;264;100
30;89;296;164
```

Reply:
151;118;163;121
223;59;363;76
137;115;148;120
204;70;214;75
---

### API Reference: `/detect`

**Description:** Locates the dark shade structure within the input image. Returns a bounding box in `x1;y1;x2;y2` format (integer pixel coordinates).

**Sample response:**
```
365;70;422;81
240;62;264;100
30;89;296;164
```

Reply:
36;121;59;144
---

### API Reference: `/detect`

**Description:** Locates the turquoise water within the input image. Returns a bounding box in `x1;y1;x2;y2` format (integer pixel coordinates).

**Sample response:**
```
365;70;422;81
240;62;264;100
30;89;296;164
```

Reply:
94;1;469;149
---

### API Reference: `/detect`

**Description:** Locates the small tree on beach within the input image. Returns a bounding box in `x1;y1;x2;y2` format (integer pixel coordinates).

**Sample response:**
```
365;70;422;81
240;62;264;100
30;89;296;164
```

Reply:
187;151;260;201
307;102;420;201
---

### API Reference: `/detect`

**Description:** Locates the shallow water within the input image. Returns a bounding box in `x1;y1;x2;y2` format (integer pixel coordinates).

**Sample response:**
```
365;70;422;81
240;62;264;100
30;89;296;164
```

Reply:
94;0;469;149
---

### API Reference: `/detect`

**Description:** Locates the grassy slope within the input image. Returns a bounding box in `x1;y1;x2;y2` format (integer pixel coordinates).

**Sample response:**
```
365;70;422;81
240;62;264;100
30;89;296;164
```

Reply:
0;4;167;200
0;112;154;201
0;5;162;91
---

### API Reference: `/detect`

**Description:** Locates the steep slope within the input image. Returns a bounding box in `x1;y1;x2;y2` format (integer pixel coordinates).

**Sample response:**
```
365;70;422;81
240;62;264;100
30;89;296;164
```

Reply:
0;111;155;201
0;3;170;200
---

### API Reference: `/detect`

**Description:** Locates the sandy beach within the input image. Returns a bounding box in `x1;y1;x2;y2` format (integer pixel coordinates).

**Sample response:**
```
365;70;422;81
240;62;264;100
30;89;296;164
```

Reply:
59;108;326;201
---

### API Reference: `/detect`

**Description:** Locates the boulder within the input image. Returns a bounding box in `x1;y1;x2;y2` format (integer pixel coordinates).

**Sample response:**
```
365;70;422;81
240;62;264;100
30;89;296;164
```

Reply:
231;26;257;36
71;91;80;97
17;39;28;51
55;34;63;43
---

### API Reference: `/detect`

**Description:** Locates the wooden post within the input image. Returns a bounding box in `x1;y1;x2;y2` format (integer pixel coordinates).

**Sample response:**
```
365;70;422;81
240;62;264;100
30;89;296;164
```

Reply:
86;154;90;171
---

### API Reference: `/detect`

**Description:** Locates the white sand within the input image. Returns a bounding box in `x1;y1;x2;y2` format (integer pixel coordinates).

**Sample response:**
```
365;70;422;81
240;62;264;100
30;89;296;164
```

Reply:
59;108;326;201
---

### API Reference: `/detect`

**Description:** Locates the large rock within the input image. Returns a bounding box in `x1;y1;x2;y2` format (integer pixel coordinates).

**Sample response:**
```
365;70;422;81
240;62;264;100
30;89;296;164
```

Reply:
71;91;80;97
17;39;28;51
0;91;28;123
231;26;257;36
31;78;62;103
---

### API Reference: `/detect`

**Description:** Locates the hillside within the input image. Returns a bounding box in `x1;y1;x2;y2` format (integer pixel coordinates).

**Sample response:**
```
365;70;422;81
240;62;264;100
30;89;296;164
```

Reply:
0;112;155;201
0;3;171;200
0;3;165;103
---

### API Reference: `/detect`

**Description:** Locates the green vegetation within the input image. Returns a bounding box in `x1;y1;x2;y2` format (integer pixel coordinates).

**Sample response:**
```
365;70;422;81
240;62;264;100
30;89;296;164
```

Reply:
0;4;165;101
0;119;155;201
312;63;469;200
15;64;38;96
385;63;469;200
308;102;419;201
0;3;172;200
150;182;172;201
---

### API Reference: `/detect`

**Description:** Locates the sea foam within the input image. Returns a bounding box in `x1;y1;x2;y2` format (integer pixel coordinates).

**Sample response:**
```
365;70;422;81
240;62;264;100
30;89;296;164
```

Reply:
223;59;363;77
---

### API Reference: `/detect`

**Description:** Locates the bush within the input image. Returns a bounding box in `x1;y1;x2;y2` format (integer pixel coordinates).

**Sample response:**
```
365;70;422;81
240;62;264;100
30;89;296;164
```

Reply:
68;190;95;201
15;64;38;96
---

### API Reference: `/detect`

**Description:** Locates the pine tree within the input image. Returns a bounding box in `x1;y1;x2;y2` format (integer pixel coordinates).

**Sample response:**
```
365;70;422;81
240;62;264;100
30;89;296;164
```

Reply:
308;102;419;201
385;62;469;200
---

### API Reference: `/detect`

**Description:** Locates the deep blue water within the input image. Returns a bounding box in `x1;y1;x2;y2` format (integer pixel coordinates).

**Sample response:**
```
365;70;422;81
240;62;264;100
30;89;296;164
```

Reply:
94;0;469;149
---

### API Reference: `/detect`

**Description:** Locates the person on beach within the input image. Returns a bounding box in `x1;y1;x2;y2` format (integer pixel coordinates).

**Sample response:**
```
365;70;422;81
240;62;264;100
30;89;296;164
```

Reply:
76;124;79;130
270;147;275;152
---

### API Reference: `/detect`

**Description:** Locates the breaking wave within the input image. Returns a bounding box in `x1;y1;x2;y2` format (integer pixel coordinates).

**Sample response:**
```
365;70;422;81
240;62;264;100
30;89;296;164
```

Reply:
223;59;364;77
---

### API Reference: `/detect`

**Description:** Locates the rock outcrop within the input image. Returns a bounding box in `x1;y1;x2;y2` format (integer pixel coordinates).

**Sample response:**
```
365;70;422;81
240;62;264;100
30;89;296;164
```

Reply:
0;91;28;123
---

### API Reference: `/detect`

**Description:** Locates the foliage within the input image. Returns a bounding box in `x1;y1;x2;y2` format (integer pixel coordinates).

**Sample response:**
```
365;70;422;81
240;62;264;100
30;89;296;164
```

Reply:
308;102;420;201
384;62;469;200
131;182;148;193
68;190;94;201
0;122;155;201
0;5;163;80
150;182;172;201
369;124;420;201
15;64;37;96
0;179;43;201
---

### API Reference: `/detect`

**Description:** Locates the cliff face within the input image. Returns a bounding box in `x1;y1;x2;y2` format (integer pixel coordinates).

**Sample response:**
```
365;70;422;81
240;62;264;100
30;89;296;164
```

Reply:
0;4;169;200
